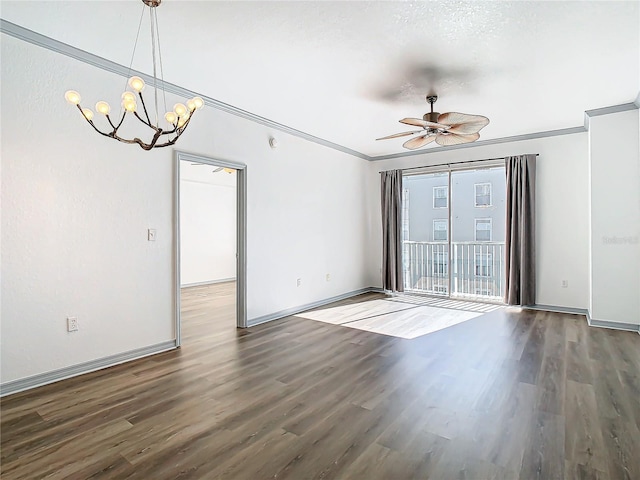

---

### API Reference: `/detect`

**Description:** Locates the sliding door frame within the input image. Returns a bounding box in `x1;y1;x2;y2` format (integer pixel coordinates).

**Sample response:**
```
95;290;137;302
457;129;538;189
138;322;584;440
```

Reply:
402;159;506;302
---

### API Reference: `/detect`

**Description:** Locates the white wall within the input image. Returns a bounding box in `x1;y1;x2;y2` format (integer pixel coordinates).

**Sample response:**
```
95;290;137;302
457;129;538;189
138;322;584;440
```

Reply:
366;133;591;310
180;163;236;286
1;35;371;384
588;109;640;326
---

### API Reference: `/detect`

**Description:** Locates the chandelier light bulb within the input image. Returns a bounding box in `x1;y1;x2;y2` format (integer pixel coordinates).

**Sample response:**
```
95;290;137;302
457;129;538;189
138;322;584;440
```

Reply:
186;99;196;111
192;97;204;109
65;90;81;105
82;108;94;121
121;91;136;103
165;111;177;124
128;76;145;92
123;100;137;113
96;101;111;115
174;103;187;117
177;116;187;128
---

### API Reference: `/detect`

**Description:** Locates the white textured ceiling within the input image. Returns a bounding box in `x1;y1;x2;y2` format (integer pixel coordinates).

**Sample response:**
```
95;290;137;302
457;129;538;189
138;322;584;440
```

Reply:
2;0;639;157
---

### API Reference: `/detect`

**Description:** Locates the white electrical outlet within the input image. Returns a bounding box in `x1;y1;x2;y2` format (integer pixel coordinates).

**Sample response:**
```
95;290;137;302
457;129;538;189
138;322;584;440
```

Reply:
326;273;331;282
67;316;78;332
561;280;568;288
297;278;302;287
148;228;156;241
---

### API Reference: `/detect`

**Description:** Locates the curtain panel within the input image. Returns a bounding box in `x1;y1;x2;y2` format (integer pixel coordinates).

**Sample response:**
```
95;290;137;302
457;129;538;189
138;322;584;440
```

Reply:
381;170;404;292
505;154;537;305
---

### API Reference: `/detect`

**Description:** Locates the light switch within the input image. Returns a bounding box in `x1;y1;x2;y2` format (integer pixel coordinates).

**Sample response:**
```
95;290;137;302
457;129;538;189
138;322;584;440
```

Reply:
148;229;156;241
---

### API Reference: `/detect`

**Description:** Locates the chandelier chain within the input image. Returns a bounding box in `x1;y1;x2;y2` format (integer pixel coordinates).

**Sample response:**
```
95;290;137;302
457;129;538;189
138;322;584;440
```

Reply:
150;5;159;127
153;7;168;116
125;4;146;94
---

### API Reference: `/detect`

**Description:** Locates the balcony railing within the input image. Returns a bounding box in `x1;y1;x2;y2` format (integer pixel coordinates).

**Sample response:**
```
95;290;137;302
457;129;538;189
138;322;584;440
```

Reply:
402;241;505;300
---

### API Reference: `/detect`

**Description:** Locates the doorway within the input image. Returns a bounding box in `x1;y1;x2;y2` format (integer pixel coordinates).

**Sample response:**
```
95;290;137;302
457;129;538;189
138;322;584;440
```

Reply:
173;151;247;346
402;163;506;302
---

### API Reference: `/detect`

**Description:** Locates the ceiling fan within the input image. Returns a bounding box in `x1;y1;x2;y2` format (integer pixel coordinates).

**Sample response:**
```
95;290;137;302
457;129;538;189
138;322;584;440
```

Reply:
376;95;489;150
190;163;235;174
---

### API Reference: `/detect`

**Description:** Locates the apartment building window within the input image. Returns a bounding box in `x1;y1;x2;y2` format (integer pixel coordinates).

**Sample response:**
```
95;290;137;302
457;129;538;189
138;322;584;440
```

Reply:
433;252;448;276
433;186;448;208
433;219;448;241
475;253;493;277
475;183;492;207
475;218;492;241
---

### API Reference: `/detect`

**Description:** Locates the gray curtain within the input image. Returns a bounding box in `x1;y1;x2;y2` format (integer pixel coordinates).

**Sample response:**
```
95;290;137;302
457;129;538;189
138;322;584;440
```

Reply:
381;170;404;292
505;154;536;305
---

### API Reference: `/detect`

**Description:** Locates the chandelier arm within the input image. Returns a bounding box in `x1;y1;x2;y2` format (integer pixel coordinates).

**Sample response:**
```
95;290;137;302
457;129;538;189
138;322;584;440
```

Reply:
117;136;154;150
174;113;194;133
153;129;187;148
114;111;127;131
105;114;118;131
138;92;153;126
133;111;162;133
152;137;181;148
77;105;115;138
84;119;116;139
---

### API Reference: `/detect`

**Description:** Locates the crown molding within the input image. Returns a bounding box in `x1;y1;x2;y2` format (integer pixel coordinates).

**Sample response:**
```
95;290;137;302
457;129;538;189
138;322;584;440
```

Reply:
2;19;638;163
0;19;369;160
585;102;639;117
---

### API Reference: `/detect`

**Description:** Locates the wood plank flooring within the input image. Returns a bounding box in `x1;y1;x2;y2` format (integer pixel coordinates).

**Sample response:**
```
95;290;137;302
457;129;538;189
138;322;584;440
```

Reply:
2;282;639;479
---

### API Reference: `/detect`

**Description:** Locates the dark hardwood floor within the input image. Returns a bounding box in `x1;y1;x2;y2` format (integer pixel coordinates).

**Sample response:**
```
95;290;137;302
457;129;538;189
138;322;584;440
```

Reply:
2;282;639;479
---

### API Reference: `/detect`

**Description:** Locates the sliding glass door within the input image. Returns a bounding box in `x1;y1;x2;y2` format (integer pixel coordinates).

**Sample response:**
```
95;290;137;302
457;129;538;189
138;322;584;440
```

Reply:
450;167;506;300
402;164;506;302
402;172;450;296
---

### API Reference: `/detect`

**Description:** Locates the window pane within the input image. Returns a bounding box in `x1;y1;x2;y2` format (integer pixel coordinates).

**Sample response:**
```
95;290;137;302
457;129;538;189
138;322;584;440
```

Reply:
475;183;492;206
475;219;492;241
433;219;447;241
433;186;448;208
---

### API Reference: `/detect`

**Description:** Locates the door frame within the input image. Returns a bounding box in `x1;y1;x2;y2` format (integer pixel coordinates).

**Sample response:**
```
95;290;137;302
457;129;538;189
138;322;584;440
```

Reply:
173;150;248;346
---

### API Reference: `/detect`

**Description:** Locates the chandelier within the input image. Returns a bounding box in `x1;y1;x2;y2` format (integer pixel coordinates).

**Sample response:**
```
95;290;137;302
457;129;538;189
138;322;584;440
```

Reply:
64;0;203;150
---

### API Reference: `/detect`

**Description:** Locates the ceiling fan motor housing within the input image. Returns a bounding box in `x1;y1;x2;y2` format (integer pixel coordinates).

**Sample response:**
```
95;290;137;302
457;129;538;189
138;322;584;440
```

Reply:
423;112;441;123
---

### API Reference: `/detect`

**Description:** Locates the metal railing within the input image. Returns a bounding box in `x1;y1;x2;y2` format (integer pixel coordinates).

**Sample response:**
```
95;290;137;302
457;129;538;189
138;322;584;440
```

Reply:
403;241;505;300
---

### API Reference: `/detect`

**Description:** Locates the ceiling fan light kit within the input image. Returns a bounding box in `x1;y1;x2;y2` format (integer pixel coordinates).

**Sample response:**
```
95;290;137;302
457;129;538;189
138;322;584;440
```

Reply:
64;0;203;150
377;95;489;150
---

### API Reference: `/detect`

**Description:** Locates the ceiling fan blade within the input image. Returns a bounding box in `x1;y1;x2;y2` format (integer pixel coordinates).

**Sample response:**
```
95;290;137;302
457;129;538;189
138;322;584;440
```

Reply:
403;135;436;150
437;112;490;133
399;117;428;127
376;130;422;140
435;132;480;146
424;121;451;129
399;118;450;129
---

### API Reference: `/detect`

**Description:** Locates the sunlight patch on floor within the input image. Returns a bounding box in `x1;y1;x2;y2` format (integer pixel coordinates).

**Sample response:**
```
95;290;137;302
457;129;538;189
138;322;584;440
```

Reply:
296;298;500;339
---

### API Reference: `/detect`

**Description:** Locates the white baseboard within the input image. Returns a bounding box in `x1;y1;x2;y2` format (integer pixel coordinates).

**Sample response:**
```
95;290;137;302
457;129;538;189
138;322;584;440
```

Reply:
0;340;177;398
525;304;589;316
247;287;383;327
586;315;640;333
526;304;640;333
181;277;236;288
